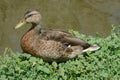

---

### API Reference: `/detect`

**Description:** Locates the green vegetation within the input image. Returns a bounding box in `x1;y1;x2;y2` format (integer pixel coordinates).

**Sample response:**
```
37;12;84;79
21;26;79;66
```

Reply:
0;25;120;80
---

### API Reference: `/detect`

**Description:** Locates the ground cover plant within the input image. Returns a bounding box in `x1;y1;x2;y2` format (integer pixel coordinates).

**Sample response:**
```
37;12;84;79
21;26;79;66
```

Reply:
0;25;120;80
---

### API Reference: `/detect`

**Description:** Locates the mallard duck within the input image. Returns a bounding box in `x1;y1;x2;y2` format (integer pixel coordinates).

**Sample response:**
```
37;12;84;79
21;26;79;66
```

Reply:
15;9;100;62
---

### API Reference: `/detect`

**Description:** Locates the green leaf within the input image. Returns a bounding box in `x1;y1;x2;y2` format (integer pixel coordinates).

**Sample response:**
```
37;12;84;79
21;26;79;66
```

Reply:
37;65;51;74
52;61;57;69
29;57;38;62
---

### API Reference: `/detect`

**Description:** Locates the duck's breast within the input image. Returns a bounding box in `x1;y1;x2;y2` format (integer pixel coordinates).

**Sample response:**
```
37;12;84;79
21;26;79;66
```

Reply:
21;30;38;56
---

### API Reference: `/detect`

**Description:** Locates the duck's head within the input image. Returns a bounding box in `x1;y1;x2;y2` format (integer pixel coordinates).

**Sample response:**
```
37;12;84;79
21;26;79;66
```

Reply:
15;9;42;29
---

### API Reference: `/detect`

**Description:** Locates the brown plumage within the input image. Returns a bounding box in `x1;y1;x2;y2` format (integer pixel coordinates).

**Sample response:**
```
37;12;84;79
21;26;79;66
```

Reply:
15;9;100;62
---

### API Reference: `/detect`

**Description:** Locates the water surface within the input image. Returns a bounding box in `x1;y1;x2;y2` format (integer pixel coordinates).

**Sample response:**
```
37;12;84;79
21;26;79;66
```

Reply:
0;0;120;53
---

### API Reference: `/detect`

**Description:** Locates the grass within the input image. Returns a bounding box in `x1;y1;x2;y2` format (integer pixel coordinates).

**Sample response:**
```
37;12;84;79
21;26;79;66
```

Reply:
0;25;120;80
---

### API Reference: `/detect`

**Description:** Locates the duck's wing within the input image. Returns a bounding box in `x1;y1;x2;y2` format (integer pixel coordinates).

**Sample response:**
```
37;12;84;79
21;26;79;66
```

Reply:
40;29;91;49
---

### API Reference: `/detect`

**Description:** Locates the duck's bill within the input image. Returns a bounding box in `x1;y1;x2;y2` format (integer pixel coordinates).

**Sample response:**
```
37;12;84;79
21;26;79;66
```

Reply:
14;19;27;29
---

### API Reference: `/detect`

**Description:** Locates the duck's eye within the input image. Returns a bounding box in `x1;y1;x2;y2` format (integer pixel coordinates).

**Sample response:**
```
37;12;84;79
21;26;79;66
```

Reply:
28;14;32;17
25;14;33;19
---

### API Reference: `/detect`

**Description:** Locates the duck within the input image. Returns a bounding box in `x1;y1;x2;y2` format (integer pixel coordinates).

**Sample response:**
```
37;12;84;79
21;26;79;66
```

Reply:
15;9;100;62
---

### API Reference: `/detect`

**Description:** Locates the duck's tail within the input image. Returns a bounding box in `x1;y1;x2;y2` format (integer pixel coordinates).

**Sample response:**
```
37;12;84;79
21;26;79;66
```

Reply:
82;44;100;53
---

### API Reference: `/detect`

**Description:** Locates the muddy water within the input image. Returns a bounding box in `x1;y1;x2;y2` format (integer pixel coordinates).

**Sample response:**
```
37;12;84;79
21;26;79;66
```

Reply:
0;0;120;53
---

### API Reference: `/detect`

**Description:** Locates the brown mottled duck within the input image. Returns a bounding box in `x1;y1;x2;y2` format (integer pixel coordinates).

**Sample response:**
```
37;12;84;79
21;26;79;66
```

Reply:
15;9;100;62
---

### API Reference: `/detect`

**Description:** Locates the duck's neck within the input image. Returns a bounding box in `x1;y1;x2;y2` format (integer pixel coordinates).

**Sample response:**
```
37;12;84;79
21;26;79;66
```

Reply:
30;23;42;34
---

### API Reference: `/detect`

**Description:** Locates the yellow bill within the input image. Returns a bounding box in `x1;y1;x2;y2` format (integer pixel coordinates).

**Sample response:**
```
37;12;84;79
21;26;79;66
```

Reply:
14;19;27;29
